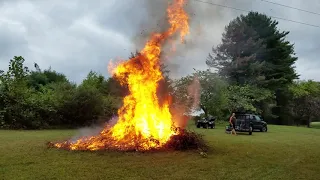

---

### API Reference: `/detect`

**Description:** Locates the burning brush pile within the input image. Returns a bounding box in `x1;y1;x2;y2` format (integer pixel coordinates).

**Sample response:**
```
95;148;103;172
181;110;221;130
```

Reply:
47;128;208;152
48;0;208;152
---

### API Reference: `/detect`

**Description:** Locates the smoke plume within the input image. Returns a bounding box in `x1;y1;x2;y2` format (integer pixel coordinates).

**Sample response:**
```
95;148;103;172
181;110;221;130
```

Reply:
187;75;201;110
124;0;255;78
71;116;119;142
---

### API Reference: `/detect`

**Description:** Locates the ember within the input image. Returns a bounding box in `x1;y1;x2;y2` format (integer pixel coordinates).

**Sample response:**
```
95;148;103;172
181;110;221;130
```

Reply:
49;0;207;152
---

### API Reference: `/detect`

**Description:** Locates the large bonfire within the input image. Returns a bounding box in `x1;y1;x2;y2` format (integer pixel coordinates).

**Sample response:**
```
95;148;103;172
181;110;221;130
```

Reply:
49;0;207;152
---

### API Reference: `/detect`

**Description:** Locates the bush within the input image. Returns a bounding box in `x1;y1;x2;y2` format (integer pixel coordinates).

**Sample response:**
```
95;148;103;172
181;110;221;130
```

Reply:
59;85;105;127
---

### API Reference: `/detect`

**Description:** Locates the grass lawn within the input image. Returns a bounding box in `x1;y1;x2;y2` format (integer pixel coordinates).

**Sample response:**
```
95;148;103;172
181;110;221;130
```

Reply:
311;122;320;129
1;123;320;180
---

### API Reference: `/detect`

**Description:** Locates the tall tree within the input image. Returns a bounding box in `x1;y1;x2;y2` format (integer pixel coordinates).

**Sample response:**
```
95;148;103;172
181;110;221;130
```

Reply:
206;12;299;124
207;12;298;88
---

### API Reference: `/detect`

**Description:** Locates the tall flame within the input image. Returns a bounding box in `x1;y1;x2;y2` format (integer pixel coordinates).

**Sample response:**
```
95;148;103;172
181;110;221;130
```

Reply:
54;0;189;151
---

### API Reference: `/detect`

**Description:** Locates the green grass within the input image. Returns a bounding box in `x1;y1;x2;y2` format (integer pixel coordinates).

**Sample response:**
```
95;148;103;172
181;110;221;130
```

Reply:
1;124;320;180
311;122;320;129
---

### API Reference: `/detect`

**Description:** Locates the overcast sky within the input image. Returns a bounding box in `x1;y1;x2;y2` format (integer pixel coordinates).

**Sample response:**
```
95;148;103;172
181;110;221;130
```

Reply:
0;0;319;83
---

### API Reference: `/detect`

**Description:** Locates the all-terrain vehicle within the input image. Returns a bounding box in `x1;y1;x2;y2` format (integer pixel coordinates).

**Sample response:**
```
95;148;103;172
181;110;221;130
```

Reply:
225;113;267;135
196;115;216;129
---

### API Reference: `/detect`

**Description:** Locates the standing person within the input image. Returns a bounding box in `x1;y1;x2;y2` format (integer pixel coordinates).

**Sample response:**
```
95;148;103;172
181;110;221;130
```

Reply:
229;113;237;135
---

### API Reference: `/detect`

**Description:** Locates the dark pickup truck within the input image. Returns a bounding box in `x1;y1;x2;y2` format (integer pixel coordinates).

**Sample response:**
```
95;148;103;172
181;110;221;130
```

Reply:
225;113;268;135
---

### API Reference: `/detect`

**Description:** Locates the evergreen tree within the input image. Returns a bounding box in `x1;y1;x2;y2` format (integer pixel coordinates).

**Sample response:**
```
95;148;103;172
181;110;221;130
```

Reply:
206;12;299;124
207;12;298;88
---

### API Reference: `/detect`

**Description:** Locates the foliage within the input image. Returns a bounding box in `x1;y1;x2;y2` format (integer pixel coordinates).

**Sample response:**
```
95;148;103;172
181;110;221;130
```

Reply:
194;70;229;119
171;69;228;118
172;69;273;120
0;56;120;129
207;12;298;89
206;16;266;85
80;71;105;90
288;80;320;127
59;84;105;127
289;80;320;97
0;56;33;128
206;12;299;124
171;75;196;114
227;84;273;113
27;65;68;91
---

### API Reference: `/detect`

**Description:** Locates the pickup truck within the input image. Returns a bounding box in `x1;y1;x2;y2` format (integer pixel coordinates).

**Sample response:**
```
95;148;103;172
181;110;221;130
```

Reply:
225;113;268;135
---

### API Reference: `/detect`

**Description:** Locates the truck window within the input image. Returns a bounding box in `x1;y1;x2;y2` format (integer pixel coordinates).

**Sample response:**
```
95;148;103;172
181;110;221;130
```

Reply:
254;116;261;121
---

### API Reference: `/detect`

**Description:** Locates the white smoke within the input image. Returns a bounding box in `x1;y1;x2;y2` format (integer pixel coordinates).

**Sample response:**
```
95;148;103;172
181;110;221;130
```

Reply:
187;75;201;111
70;116;119;142
129;0;255;79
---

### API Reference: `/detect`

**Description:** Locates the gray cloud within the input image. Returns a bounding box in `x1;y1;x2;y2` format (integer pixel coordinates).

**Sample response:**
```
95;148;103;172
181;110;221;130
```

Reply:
0;0;319;83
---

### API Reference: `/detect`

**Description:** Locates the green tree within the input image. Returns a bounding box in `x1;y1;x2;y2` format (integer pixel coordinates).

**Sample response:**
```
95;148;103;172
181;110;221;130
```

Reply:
227;84;273;114
172;75;198;115
206;12;299;124
61;85;105;126
172;70;229;120
207;19;266;85
80;71;105;90
0;56;34;128
207;12;298;88
194;70;229;119
27;64;68;91
289;80;320;127
68;71;121;126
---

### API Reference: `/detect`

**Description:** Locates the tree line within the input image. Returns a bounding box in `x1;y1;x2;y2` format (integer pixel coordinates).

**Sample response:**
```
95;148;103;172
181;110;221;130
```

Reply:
0;56;127;129
1;12;319;129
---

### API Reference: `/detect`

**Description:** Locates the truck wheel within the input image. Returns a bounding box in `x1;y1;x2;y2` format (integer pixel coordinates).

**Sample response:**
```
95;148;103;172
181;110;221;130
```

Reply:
249;126;253;135
261;126;267;132
196;124;200;128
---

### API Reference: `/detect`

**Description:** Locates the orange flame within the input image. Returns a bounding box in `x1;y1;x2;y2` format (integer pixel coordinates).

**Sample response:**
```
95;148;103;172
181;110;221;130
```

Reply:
54;0;189;151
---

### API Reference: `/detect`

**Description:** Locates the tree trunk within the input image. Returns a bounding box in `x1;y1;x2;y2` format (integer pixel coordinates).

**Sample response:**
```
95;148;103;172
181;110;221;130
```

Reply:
200;104;208;118
307;117;311;128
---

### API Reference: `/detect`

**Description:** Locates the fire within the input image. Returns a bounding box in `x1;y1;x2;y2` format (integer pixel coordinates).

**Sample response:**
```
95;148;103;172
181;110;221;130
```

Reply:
53;0;189;151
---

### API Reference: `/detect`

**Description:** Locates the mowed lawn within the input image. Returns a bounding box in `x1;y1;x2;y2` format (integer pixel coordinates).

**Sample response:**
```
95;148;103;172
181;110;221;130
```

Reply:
1;123;320;180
